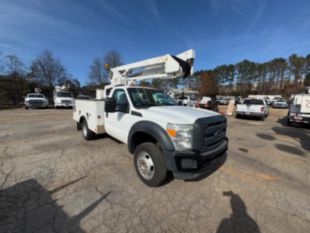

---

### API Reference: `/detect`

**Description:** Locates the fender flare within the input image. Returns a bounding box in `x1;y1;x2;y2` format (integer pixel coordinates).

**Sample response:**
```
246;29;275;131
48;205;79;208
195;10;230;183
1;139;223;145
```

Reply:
128;121;174;153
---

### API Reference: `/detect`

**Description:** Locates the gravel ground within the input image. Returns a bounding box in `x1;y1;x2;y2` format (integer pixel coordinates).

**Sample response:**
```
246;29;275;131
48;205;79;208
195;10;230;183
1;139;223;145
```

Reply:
0;108;309;233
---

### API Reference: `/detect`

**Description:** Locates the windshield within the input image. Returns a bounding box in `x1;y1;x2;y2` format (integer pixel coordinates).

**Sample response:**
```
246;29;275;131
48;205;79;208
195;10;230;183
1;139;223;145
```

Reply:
57;92;72;97
28;94;44;98
127;88;177;108
243;99;264;105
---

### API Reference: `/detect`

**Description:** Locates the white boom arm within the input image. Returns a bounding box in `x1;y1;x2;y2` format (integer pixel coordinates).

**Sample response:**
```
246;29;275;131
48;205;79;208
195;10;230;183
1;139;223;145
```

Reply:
107;49;195;88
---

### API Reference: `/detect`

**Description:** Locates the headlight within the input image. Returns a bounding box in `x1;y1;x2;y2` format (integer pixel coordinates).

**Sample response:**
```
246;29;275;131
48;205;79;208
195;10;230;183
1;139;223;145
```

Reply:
167;123;193;151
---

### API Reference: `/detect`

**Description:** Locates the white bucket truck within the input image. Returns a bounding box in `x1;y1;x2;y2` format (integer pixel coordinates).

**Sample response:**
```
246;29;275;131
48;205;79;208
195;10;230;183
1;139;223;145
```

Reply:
54;85;75;108
73;50;228;186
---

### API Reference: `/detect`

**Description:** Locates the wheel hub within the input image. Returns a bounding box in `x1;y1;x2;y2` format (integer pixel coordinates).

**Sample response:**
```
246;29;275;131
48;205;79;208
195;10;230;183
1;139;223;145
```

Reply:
137;152;155;180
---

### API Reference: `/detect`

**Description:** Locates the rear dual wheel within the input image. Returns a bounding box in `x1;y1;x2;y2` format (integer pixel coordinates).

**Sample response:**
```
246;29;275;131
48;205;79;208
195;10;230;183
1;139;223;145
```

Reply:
81;120;95;140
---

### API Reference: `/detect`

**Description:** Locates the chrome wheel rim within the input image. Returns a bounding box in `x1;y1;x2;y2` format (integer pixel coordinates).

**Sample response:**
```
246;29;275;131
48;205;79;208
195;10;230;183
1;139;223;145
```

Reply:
137;151;155;180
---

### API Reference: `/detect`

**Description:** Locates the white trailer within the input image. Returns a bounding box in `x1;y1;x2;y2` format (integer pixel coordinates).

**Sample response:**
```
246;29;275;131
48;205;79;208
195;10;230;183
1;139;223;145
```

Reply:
73;49;228;187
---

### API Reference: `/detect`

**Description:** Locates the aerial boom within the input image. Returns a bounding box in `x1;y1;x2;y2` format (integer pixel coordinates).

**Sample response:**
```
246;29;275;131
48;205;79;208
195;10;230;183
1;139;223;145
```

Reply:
107;49;195;88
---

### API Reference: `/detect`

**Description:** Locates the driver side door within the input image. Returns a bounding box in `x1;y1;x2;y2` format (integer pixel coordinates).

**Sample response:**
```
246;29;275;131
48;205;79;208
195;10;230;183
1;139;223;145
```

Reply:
105;88;137;143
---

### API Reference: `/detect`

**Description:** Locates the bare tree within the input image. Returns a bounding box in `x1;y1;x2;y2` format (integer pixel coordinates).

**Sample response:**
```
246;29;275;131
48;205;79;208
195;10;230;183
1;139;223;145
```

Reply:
88;58;106;85
103;50;123;74
30;49;70;94
4;54;25;105
88;50;123;85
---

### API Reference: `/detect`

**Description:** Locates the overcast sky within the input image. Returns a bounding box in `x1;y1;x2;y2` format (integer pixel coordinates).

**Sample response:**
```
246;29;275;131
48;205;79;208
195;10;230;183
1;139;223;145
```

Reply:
1;0;310;84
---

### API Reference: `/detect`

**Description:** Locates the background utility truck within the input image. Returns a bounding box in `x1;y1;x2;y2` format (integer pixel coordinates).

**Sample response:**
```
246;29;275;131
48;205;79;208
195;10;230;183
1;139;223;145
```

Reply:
54;85;75;108
73;50;228;187
287;94;310;126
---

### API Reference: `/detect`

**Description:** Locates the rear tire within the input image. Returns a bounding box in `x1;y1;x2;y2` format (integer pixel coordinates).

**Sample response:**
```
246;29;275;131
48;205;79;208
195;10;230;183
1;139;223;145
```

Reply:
286;112;292;126
82;120;95;140
134;142;167;187
25;107;28;110
287;119;292;126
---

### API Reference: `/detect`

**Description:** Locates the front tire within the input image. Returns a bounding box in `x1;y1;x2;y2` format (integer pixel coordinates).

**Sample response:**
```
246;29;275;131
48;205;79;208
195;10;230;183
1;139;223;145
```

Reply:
134;142;167;187
82;120;95;140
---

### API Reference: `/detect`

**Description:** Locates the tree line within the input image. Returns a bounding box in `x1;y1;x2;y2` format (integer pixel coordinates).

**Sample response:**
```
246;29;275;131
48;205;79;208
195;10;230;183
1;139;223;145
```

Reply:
196;54;310;98
0;49;122;107
1;49;310;107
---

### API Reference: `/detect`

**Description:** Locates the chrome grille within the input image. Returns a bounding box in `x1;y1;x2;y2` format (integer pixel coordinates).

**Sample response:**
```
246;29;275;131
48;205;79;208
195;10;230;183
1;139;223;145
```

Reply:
29;100;43;106
61;100;71;104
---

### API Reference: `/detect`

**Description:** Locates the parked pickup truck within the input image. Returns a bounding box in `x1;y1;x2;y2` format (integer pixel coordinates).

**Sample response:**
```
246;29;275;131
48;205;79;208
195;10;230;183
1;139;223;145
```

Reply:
236;98;269;120
199;96;218;112
24;93;49;109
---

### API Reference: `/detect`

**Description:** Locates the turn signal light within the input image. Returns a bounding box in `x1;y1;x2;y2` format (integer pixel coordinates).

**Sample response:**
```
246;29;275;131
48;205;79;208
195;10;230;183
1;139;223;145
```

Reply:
167;128;176;137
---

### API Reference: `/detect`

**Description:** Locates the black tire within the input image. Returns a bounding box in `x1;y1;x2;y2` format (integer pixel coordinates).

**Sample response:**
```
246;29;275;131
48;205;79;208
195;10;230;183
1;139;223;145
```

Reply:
260;115;265;121
134;142;168;187
81;119;95;140
286;112;292;126
235;114;240;119
287;118;292;126
25;107;28;110
76;122;82;131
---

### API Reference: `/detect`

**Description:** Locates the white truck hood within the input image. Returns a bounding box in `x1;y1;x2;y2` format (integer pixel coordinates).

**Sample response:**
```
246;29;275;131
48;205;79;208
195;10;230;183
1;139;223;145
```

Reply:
139;106;219;124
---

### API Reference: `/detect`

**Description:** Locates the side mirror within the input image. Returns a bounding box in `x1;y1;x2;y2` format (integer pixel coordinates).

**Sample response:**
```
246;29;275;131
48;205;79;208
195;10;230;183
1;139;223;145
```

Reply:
105;98;116;113
116;103;129;113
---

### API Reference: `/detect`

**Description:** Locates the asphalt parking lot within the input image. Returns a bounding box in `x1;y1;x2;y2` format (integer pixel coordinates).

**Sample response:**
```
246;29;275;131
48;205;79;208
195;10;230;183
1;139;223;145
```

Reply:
0;108;309;233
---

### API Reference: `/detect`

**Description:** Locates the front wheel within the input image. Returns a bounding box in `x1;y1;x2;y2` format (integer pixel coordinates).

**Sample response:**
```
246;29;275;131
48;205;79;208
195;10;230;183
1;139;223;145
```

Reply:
134;142;168;187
